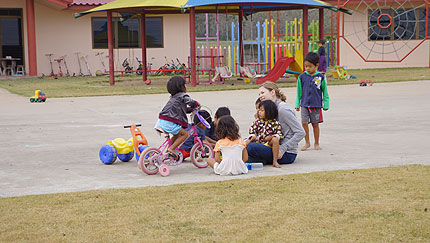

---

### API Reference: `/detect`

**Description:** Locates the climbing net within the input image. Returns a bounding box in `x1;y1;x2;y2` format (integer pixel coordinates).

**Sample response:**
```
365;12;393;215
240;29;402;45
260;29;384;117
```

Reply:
342;0;427;62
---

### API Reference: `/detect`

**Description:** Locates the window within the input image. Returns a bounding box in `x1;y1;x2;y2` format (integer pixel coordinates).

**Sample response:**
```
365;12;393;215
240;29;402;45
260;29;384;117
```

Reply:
418;9;430;39
369;9;393;40
369;8;429;41
0;8;23;66
394;9;417;39
92;17;163;49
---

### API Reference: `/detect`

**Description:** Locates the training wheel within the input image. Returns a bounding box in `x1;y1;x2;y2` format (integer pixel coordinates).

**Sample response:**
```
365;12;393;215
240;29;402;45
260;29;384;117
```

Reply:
159;164;170;177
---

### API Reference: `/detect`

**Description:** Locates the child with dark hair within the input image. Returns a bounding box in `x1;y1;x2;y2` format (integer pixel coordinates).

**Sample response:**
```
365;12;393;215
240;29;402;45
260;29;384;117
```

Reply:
317;39;327;74
178;110;211;159
156;76;200;160
205;106;231;147
295;52;329;151
254;98;261;119
206;115;248;175
248;100;283;168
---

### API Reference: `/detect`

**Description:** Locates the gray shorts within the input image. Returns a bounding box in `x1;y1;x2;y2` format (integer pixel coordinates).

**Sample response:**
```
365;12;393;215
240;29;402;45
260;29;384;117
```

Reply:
301;107;323;123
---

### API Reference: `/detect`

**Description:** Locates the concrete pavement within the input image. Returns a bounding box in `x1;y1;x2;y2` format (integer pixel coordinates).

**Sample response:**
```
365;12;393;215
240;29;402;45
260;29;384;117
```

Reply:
1;81;429;197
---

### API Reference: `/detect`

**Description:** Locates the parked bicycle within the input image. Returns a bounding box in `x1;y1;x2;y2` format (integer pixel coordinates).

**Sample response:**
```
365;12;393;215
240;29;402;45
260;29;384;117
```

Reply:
122;58;133;74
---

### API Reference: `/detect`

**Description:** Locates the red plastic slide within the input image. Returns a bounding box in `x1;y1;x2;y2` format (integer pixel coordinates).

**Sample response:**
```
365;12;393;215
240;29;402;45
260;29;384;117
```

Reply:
256;57;296;84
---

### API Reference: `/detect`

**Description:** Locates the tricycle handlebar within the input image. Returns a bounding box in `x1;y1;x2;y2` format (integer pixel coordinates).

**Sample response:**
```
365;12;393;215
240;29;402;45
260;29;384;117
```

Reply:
124;124;141;128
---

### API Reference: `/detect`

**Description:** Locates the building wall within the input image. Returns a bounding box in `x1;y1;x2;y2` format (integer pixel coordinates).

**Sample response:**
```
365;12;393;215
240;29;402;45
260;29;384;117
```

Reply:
339;1;429;69
2;0;190;76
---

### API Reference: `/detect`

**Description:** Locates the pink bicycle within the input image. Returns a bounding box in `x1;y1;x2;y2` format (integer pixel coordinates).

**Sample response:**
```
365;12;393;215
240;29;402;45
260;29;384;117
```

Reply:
138;109;214;176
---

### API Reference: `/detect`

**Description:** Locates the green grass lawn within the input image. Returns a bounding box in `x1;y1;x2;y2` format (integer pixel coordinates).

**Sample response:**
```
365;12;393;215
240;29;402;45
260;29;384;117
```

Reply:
0;165;428;242
0;67;429;98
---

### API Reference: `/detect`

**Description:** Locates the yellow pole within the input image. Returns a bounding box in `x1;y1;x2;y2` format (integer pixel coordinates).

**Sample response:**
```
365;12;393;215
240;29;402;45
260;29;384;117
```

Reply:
299;18;303;53
224;46;233;70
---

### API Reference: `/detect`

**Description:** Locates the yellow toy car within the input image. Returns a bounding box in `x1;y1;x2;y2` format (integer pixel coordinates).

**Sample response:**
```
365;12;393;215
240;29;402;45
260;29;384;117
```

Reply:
30;90;46;102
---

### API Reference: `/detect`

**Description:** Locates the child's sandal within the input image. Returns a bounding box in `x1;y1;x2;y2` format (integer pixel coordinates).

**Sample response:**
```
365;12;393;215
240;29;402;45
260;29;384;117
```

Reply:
167;152;179;161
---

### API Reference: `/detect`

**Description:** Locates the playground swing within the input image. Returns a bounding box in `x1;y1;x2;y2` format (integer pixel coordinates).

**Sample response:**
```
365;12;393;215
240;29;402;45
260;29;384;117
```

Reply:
239;12;257;79
212;6;234;83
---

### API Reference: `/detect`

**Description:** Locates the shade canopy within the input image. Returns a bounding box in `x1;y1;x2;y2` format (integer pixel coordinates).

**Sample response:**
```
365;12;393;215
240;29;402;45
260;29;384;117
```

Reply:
75;0;352;17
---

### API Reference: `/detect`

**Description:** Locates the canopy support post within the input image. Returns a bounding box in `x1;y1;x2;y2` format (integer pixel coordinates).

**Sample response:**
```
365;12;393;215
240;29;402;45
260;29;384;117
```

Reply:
107;10;115;85
239;7;244;69
190;7;197;86
303;6;309;59
319;8;324;41
141;12;147;82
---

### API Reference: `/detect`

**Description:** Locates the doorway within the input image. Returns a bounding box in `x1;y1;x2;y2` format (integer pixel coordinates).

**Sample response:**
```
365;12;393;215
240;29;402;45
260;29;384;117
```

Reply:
0;9;23;66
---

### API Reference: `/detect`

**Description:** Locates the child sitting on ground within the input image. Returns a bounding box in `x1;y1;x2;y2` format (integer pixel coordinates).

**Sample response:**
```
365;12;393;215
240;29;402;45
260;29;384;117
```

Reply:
178;110;211;159
206;115;249;175
248;100;283;168
155;76;200;160
205;106;231;147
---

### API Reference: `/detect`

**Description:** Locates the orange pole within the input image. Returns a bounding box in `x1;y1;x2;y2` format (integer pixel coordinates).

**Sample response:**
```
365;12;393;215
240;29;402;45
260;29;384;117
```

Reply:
336;0;340;65
26;0;37;76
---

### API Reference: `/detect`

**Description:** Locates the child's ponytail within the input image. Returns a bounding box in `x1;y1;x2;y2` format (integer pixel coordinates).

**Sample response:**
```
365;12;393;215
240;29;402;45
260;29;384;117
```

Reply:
261;82;286;102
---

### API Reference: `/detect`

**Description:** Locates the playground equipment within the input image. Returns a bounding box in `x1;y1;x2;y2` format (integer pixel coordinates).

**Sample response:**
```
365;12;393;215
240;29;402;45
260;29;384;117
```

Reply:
212;66;232;82
239;66;257;78
256;57;302;84
99;124;148;165
138;109;214;176
332;65;349;80
29;90;46;103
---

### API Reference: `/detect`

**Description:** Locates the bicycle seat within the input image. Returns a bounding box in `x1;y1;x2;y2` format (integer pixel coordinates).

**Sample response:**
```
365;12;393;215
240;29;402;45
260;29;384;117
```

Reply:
154;125;169;135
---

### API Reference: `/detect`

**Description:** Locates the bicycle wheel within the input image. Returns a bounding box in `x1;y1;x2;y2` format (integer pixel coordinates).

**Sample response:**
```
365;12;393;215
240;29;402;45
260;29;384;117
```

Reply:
190;142;213;168
139;147;160;175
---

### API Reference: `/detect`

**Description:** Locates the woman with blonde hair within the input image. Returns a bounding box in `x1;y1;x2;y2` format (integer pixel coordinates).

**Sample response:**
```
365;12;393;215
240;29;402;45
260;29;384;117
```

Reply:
246;82;305;166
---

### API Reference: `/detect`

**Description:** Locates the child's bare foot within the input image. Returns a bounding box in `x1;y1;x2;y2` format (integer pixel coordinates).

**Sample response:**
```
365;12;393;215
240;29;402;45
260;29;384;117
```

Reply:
301;144;310;151
273;162;282;168
314;144;322;150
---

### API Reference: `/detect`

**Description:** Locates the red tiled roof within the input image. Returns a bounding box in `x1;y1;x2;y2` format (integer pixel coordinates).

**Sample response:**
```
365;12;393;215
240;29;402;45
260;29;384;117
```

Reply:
71;0;115;6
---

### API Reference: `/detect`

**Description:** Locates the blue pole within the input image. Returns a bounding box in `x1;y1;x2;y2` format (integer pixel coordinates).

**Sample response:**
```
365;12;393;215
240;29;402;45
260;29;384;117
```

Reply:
326;40;329;67
231;22;235;73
